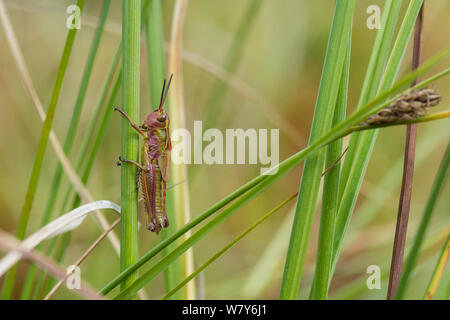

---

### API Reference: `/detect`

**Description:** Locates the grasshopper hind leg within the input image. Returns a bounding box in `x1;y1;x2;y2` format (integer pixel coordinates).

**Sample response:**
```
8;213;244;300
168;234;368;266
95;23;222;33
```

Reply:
135;167;142;191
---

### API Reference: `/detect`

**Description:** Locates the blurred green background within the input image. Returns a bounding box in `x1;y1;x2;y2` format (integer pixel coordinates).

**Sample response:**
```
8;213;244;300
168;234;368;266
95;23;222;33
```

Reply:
0;0;449;299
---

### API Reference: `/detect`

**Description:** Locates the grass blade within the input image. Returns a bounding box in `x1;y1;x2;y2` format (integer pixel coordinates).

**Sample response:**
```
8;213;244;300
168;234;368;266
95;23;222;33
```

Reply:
280;0;355;300
120;0;141;293
310;36;351;300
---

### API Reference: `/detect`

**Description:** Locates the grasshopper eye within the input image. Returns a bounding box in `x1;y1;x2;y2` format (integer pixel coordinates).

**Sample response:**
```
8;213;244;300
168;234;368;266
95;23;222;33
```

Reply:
157;114;166;122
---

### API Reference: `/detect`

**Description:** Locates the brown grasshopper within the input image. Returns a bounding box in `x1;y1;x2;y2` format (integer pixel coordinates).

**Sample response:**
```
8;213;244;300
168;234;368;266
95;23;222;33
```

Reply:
115;75;173;234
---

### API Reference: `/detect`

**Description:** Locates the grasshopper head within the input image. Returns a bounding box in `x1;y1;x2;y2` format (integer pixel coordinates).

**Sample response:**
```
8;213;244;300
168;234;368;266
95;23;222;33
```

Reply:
142;108;169;131
142;74;173;131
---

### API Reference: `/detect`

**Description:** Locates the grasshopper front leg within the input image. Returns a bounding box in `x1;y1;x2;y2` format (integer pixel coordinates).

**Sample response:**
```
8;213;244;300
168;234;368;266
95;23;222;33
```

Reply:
114;107;147;136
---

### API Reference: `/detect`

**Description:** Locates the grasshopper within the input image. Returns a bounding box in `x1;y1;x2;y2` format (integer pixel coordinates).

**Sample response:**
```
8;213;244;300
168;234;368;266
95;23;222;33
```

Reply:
115;74;173;234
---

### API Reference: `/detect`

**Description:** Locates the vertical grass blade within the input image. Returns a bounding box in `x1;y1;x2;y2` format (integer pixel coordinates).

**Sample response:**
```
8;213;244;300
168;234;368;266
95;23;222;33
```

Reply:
396;142;450;299
0;0;85;300
279;0;355;300
120;0;141;292
310;38;351;300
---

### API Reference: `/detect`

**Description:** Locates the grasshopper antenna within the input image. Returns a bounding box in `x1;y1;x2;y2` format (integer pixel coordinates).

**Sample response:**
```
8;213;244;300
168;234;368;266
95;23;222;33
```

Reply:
159;73;173;110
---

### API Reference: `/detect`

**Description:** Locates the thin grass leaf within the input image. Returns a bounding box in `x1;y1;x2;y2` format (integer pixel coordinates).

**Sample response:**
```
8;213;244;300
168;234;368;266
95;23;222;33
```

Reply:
0;0;85;300
310;36;351;300
280;0;355;300
424;234;450;300
396;141;450;299
162;193;298;300
99;61;450;296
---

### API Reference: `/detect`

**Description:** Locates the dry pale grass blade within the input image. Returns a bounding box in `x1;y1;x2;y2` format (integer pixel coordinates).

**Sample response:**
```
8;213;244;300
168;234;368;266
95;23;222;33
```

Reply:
168;0;195;299
0;0;120;254
44;218;120;300
0;229;105;300
0;201;120;277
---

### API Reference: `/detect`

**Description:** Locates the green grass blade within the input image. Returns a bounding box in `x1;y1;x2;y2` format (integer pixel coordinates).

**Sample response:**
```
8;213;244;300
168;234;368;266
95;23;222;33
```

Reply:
280;0;355;300
424;234;450;300
331;0;424;281
120;0;141;292
310;36;351;300
162;193;298;300
145;0;167;107
99;60;450;296
396;142;450;299
204;0;263;128
0;0;85;300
